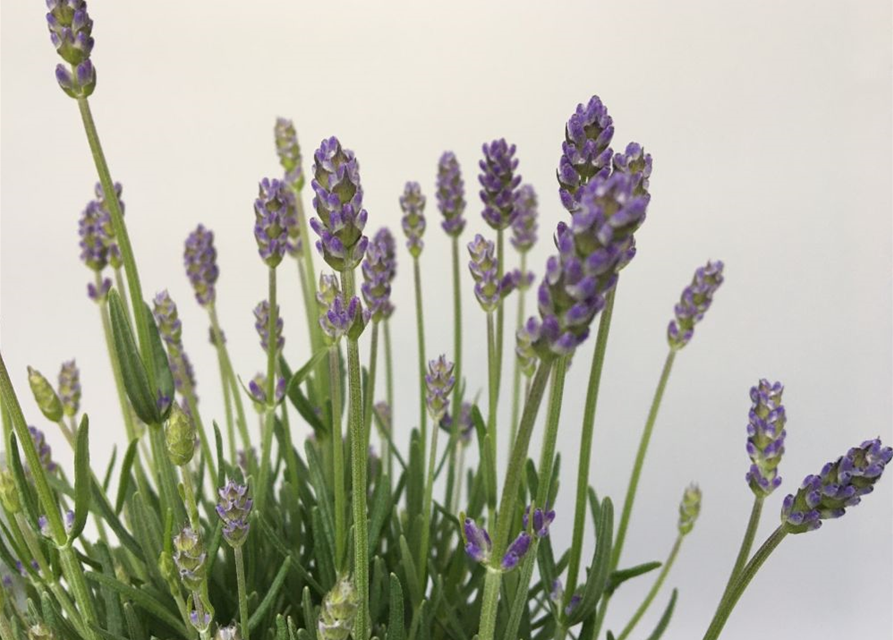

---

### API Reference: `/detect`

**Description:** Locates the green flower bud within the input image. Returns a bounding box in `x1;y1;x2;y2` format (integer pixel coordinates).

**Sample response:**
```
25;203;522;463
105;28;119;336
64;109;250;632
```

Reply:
318;575;358;640
172;527;206;591
0;469;21;514
678;483;701;536
27;366;63;423
165;403;195;467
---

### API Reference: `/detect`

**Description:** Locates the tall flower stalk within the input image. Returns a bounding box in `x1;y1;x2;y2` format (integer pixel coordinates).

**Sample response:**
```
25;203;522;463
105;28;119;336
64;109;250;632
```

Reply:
401;181;428;448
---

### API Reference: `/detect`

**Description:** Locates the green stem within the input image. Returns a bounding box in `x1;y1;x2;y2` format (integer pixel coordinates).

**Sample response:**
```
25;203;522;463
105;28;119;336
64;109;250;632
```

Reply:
254;267;279;515
486;312;499;519
216;343;237;463
413;257;428;450
535;357;569;508
445;235;463;513
77;98;154;393
180;373;216;488
495;229;505;387
478;567;503;640
612;348;677;571
703;527;788;640
716;496;764;618
418;402;438;589
235;546;251;640
181;464;201;529
342;268;369;640
209;305;251;456
149;424;187;525
329;346;346;570
564;288;616;604
509;252;528;446
383;319;395;483
363;321;380;449
617;535;683;640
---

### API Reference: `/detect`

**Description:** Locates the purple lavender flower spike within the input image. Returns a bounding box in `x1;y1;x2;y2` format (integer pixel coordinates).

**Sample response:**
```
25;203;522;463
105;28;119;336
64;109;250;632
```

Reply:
319;290;368;344
401;181;427;258
254;300;284;353
362;230;395;322
248;373;286;409
781;438;892;534
667;260;725;350
523;505;556;537
216;480;253;548
613;142;653;200
511;184;539;252
275;117;304;189
46;0;96;97
479;139;522;230
463;517;492;564
468;234;515;312
501;532;532;571
254;178;297;268
78;199;109;272
557;95;614;211
425;355;455;423
515;319;539;377
94;182;124;268
87;277;111;302
437;151;466;236
153;291;183;352
183;224;219;307
58;360;81;418
310;137;369;271
745;380;786;497
28;426;57;473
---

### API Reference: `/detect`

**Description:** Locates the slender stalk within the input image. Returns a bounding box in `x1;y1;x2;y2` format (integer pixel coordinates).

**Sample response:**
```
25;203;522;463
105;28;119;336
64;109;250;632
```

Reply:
363;321;380;448
418;403;438;588
564;288;616;604
445;235;463;513
342;268;369;640
329;347;346;569
509;251;528;445
216;343;237;463
703;527;788;640
413;257;428;448
255;268;279;515
180;376;216;488
616;535;683;640
485;312;499;519
383;319;395;482
180;465;201;529
77;98;154;392
209;305;251;455
715;496;764;617
612;348;677;570
149;424;187;525
535;357;569;508
235;546;251;640
495;228;505;384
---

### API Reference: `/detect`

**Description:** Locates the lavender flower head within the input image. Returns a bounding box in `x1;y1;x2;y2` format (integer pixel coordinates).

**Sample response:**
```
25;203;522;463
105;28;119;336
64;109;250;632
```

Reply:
78;199;108;272
781;438;892;534
501;532;532;571
467;234;516;313
400;181;427;258
463;517;492;564
254;178;297;268
437;151;466;236
319;293;368;344
745;380;786;496
523;505;556;538
613;142;653;200
153;291;183;355
29;426;56;473
248;373;286;409
172;526;206;590
275;117;304;189
441;401;474;446
57;360;80;418
183;224;219;307
557;95;614;211
678;483;702;536
667;260;725;350
46;0;96;98
94;182;124;268
361;230;395;321
310;137;369;271
425;355;455;423
216;480;253;548
254;300;284;353
479;139;521;230
525;172;649;358
511;184;539;252
515;325;538;378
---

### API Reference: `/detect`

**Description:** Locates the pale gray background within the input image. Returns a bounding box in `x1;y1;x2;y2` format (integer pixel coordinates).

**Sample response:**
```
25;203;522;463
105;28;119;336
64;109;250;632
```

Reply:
2;1;891;638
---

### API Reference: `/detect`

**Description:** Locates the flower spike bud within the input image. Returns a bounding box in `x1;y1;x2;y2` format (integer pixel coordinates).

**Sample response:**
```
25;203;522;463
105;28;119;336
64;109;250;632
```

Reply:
425;355;455;423
467;234;514;312
172;526;206;591
253;300;284;353
215;625;242;640
667;260;725;350
745;380;787;496
316;273;342;309
153;291;183;355
320;294;368;344
463;517;492;564
318;575;358;640
254;178;297;268
523;505;556;538
275;117;304;189
515;320;539;378
400;181;427;258
27;367;63;423
310;136;369;271
501;531;532;571
165;402;195;467
557;95;614;211
479;139;522;230
781;438;892;534
28;426;57;473
46;0;96;98
362;230;395;321
613;142;653;200
93;181;124;268
0;470;21;514
511;184;539;252
678;483;702;536
189;606;212;634
216;480;253;548
183;225;219;307
57;360;81;418
437;151;467;236
248;374;286;410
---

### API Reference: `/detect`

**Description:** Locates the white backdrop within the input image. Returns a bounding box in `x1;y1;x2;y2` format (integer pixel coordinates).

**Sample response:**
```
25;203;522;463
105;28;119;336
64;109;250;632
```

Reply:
2;1;891;638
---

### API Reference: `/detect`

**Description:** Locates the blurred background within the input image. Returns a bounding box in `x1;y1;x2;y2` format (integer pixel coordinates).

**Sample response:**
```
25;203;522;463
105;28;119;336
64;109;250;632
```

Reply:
1;1;891;638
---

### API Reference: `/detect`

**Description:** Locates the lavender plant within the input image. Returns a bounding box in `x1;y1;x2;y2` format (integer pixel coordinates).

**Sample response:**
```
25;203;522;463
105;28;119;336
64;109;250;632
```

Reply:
0;9;890;640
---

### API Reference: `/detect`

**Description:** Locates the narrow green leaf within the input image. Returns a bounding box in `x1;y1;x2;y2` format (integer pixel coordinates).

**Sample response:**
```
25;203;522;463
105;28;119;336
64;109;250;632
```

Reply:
102;444;118;493
387;573;405;640
287;348;328;396
6;431;39;526
143;303;174;421
304;441;336;563
645;589;677;640
69;414;91;541
213;421;225;489
398;535;422;607
588;487;600;529
567;498;613;626
276;615;288;640
95;541;125;636
115;439;139;515
85;571;187;635
606;561;663;596
249;557;291;631
124;602;147;640
302;586;318;640
368;474;392;557
109;290;157;424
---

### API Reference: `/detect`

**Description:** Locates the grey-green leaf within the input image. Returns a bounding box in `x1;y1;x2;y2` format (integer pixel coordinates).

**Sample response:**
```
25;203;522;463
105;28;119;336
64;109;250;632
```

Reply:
109;290;157;424
69;414;91;541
